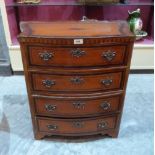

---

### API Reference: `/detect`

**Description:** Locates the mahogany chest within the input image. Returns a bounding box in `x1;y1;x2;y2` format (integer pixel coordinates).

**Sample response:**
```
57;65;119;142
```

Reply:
18;21;135;139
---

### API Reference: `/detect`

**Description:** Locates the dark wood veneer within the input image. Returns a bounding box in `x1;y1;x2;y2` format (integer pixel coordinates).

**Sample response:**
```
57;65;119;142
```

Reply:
28;45;126;67
33;93;122;118
31;71;123;92
18;21;135;140
37;115;117;135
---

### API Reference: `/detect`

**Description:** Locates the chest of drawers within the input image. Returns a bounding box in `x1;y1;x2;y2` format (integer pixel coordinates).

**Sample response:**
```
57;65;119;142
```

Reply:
18;21;135;140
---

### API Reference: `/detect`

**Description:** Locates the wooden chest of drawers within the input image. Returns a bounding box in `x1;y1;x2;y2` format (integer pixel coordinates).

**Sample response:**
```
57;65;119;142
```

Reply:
18;21;135;140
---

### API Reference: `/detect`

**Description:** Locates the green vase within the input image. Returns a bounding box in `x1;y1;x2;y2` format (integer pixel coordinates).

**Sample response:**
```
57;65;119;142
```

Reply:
127;8;143;34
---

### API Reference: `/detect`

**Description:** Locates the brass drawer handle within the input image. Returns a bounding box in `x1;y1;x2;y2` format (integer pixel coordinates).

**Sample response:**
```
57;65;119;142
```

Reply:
101;79;113;86
98;121;108;129
70;77;84;84
45;104;57;111
42;79;55;88
71;49;85;58
72;121;84;128
47;124;58;131
102;50;116;61
100;102;111;110
73;101;85;109
39;51;54;61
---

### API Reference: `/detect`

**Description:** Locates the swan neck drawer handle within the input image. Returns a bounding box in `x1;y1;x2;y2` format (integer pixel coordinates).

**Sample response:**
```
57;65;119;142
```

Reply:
102;50;116;61
100;102;111;110
45;104;57;111
72;121;84;128
42;80;55;88
39;51;54;61
98;121;108;129
47;124;58;131
71;49;85;58
70;77;84;84
101;79;113;86
73;101;85;109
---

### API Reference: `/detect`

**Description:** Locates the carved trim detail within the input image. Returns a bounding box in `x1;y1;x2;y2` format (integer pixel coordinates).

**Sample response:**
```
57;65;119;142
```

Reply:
19;37;135;45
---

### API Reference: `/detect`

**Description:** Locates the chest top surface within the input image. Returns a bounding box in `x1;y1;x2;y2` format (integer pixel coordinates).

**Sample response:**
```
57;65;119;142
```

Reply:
19;21;134;39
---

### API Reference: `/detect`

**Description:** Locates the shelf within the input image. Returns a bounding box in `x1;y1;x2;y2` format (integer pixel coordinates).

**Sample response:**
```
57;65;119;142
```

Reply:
5;0;154;49
135;37;154;47
5;0;154;7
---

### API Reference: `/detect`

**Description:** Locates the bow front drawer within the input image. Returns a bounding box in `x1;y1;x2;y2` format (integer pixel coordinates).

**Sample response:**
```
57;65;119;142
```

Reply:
34;94;122;117
36;115;117;136
28;45;126;67
31;71;123;92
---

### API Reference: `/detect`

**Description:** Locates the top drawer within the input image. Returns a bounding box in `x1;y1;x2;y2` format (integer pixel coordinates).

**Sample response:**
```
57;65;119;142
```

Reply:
28;45;127;67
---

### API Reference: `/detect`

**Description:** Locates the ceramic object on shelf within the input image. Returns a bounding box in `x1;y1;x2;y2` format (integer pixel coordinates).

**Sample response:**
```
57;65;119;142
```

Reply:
127;8;143;33
127;8;147;40
16;0;41;4
135;30;148;40
81;16;98;22
78;0;120;4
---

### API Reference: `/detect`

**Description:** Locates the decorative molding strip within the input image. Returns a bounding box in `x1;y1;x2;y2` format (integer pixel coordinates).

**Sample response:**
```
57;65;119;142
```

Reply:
18;37;135;45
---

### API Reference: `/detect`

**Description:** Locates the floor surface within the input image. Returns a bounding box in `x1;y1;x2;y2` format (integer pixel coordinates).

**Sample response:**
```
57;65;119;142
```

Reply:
0;74;154;155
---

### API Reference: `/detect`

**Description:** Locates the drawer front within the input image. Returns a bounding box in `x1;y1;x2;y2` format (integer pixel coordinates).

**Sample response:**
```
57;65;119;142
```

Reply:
31;72;123;92
28;45;126;67
37;115;117;135
34;94;121;117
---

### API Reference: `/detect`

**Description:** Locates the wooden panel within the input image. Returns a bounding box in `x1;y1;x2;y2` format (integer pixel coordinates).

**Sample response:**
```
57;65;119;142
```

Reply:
31;72;123;92
28;45;126;67
19;21;134;38
34;94;122;117
37;115;117;135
